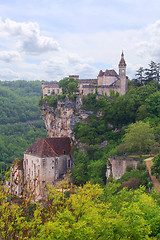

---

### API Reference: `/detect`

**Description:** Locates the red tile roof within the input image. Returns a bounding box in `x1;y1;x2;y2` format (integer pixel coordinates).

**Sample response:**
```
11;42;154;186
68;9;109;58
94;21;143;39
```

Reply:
26;138;71;157
98;69;118;77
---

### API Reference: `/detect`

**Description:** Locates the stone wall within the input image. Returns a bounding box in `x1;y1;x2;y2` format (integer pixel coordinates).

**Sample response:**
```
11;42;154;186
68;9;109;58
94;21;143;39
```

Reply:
107;155;140;180
24;153;71;197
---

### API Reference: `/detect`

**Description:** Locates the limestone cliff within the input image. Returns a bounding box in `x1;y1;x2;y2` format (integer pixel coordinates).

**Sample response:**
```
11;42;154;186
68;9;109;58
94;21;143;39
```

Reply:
40;95;93;140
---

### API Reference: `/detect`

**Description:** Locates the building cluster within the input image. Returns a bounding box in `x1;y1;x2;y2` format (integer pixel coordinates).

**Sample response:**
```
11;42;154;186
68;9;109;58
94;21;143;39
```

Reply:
9;52;128;200
42;52;128;97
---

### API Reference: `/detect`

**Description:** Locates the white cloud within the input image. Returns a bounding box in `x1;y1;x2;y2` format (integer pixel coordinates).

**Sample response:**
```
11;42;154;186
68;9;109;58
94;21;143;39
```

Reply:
1;15;160;81
0;51;21;63
0;18;60;55
0;68;20;80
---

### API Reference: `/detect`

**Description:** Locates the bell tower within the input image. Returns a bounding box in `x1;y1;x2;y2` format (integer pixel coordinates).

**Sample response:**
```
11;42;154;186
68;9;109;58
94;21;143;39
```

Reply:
119;51;127;95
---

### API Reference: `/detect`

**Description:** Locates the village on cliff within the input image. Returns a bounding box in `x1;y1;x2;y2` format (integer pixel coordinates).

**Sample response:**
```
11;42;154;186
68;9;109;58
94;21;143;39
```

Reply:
9;52;132;200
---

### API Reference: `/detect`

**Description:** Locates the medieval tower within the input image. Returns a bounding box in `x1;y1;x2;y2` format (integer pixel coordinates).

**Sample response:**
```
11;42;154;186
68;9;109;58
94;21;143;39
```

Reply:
119;51;127;95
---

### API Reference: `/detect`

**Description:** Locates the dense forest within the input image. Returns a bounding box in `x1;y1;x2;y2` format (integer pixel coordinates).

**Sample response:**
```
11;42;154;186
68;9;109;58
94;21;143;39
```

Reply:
0;80;47;170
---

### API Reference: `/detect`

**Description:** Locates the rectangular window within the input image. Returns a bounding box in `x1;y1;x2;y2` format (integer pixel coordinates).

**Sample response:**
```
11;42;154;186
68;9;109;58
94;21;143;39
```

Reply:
68;160;70;168
42;159;46;168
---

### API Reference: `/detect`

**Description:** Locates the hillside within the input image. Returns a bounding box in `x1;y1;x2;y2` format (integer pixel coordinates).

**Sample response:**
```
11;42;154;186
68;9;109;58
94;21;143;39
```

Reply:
0;80;47;170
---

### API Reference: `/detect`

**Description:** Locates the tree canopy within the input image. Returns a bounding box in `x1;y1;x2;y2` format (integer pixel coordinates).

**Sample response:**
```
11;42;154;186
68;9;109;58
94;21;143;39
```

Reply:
151;154;160;179
0;81;47;170
58;77;78;94
123;121;155;156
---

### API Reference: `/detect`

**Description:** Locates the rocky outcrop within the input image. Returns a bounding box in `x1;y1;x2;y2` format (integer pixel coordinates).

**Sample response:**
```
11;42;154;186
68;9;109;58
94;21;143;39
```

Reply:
40;95;93;140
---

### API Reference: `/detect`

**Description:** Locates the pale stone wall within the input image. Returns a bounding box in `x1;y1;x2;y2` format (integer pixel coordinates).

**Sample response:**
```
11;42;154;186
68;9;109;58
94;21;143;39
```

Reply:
42;86;62;96
98;76;117;85
24;153;71;197
107;156;140;180
82;86;121;96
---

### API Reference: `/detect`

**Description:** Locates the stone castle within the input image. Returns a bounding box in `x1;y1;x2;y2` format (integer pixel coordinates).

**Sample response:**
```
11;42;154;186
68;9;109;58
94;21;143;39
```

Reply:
42;52;127;97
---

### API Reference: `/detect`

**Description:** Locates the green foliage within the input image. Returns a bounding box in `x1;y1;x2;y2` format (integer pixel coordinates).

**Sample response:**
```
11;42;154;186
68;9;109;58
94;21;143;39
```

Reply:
39;95;57;108
57;94;66;101
72;151;89;185
58;77;78;94
82;93;97;111
0;121;47;169
136;105;148;121
0;81;47;170
0;82;42;124
119;169;150;187
151;154;160;178
126;165;133;172
145;91;160;118
1;181;160;239
68;94;77;102
104;83;158;128
123;121;155;156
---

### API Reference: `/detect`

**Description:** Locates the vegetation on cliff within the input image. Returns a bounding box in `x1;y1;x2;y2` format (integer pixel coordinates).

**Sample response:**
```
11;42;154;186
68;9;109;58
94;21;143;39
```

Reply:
58;77;78;94
73;81;160;187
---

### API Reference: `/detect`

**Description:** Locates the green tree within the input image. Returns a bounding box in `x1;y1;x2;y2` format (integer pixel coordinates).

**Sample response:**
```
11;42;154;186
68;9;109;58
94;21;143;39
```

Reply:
145;91;160;118
135;67;144;85
136;105;148;121
123;121;155;157
151;153;160;178
72;151;89;185
58;77;78;94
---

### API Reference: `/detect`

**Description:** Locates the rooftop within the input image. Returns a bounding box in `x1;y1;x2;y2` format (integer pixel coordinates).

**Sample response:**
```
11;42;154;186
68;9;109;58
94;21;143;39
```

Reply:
25;137;71;157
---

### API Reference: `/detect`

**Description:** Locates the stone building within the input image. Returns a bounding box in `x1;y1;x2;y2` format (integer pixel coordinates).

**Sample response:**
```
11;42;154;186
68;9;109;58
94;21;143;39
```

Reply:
23;137;72;198
42;52;127;97
10;137;72;199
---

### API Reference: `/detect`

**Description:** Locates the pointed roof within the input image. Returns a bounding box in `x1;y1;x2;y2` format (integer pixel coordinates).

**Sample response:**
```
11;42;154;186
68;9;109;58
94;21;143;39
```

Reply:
25;137;71;157
98;69;118;77
119;51;126;67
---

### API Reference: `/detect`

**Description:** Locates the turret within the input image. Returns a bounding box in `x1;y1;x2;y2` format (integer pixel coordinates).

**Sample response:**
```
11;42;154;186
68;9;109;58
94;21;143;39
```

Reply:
118;51;127;95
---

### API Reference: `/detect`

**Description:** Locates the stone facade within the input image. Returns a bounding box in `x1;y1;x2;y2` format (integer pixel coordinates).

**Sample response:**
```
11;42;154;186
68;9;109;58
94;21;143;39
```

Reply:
42;52;127;97
106;155;140;180
23;137;72;198
10;137;72;199
42;82;62;96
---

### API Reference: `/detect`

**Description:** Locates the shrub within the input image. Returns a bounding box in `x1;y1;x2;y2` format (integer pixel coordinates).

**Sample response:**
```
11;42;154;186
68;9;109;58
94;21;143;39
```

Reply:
122;177;140;189
57;94;66;101
68;94;76;102
126;165;133;172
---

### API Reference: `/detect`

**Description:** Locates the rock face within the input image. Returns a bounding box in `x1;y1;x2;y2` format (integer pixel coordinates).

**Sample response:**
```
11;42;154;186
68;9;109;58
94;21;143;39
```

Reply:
41;95;93;140
106;155;140;180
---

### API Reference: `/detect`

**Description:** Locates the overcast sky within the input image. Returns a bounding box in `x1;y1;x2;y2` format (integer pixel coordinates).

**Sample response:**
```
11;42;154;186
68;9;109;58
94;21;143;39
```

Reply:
0;0;160;81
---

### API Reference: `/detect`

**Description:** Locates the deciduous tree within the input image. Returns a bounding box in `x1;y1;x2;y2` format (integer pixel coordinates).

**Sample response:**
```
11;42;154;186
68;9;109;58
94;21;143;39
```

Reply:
123;121;155;157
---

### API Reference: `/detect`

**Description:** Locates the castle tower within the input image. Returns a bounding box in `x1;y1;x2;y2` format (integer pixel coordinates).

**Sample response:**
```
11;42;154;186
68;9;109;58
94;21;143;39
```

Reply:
118;51;127;95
